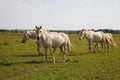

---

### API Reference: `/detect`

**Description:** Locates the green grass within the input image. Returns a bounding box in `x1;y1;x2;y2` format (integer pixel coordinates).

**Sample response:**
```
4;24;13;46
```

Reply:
0;32;120;80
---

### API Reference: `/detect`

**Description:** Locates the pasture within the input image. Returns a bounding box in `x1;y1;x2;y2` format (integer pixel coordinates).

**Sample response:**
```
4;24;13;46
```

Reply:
0;32;120;80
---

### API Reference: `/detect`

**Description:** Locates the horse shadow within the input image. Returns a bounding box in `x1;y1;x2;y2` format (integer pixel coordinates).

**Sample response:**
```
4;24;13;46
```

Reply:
0;60;44;67
0;61;14;67
0;61;44;67
79;50;104;54
68;51;89;56
16;54;41;57
0;54;44;67
24;60;44;64
79;51;89;55
68;50;104;57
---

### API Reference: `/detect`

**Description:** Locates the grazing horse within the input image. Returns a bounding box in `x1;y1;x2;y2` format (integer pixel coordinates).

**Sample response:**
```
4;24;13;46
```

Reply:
100;33;117;52
21;31;44;56
35;26;72;63
79;29;107;53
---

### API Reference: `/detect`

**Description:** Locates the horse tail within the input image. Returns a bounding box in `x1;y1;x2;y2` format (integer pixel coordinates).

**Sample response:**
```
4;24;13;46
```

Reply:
110;35;117;48
67;39;72;52
106;34;117;48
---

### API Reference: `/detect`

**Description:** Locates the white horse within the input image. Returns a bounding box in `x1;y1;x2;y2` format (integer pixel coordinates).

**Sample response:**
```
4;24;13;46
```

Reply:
21;31;44;56
79;29;107;53
99;33;117;52
35;26;72;63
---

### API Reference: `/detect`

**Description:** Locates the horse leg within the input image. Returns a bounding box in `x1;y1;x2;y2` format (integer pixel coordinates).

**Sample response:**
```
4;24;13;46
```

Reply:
45;48;48;63
36;42;44;56
105;41;107;53
53;48;56;54
99;41;103;50
94;43;97;53
103;34;107;53
60;45;66;62
63;44;67;62
96;42;99;52
49;47;55;64
103;40;107;53
94;42;99;53
59;46;64;60
88;40;92;53
107;42;109;52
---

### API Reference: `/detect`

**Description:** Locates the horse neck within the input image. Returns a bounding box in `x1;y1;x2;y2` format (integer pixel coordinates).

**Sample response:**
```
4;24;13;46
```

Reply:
40;30;48;42
84;31;89;39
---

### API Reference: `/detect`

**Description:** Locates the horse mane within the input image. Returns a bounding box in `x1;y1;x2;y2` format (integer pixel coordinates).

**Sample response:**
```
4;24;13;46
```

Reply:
84;30;91;39
41;29;51;35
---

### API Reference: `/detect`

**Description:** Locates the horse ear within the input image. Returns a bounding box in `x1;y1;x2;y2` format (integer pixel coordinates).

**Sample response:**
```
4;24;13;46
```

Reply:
35;26;37;29
40;26;42;29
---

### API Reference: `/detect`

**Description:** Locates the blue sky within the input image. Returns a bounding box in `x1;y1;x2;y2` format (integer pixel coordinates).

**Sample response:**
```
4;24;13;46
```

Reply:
0;0;120;30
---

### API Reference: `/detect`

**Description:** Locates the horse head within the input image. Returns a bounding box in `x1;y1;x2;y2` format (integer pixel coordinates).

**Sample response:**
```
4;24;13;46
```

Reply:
21;31;29;43
35;26;43;41
79;29;86;40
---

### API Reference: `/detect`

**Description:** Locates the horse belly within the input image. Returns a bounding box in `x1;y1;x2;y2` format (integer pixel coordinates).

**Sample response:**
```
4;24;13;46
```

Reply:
93;35;102;42
52;39;64;48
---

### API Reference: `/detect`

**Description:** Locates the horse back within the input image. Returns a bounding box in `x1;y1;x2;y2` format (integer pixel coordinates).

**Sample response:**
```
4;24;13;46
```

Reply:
46;32;65;48
91;31;103;41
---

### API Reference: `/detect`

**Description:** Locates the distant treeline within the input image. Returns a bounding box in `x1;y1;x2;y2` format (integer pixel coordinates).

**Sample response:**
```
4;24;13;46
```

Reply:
0;29;120;34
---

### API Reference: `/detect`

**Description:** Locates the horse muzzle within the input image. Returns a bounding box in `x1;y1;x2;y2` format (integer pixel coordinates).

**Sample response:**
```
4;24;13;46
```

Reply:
79;38;82;40
21;40;25;43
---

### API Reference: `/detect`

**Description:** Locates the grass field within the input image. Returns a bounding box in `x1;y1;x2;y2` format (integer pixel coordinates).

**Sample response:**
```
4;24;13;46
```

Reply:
0;32;120;80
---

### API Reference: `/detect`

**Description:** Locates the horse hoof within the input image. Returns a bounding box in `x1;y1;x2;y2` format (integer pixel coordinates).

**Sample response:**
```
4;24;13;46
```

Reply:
93;51;97;53
39;53;44;56
41;54;44;56
62;59;66;62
